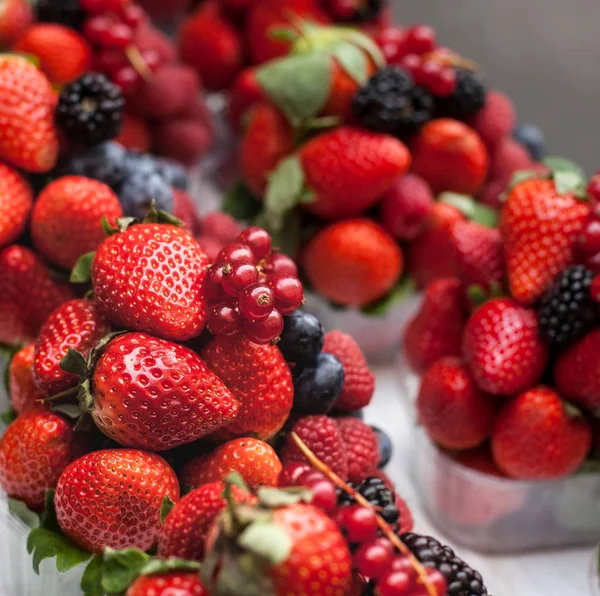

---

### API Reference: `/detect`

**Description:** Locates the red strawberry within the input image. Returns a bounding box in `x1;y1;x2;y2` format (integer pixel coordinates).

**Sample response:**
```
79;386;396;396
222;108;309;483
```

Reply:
404;278;466;374
0;411;85;510
91;223;209;342
181;437;282;490
159;481;256;561
200;334;293;441
0;55;59;172
501;178;590;304
337;417;379;483
55;449;180;553
410;118;489;195
179;2;243;92
0;0;32;46
299;127;410;219
0;245;73;345
241;102;294;197
554;329;600;411
281;415;349;480
229;67;263;130
0;162;33;248
33;299;110;397
82;332;238;450
114;113;151;152
469;90;515;150
13;24;91;85
31;176;123;270
9;344;45;414
417;357;497;450
463;298;548;396
492;387;591;479
322;330;375;411
302;218;403;307
127;573;208;596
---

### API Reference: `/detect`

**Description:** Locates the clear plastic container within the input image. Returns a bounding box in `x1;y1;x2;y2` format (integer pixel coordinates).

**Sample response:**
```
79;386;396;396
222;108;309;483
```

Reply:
412;429;600;553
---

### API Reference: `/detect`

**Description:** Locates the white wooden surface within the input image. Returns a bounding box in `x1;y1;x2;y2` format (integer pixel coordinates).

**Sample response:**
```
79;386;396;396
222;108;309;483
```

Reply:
368;366;596;596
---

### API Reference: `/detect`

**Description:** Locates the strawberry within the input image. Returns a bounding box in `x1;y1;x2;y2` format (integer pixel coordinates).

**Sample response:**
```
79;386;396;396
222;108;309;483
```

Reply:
0;0;32;46
200;334;293;441
0;55;59;172
0;411;85;510
337;417;379;483
302;219;403;307
13;23;91;85
31;176;123;270
114;113;151;152
449;219;505;292
407;201;464;288
241;102;294;197
410;118;489;195
322;330;375;411
8;344;45;414
0;245;73;345
463;298;548;396
281;415;349;480
229;67;263;131
55;449;180;553
73;332;239;450
91;223;209;342
554;329;600;412
417;357;497;450
158;481;256;561
127;572;208;596
0;162;33;248
501;178;590;304
404;278;466;374
299;127;410;219
179;2;243;92
491;387;591;479
33;299;110;397
181;438;282;490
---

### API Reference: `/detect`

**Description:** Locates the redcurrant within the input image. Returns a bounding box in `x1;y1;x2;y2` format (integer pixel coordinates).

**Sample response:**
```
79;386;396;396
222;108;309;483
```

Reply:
83;15;111;45
81;0;107;13
262;252;298;277
398;54;422;78
123;5;146;29
112;66;140;93
431;67;457;97
278;462;312;487
267;274;304;315
413;59;442;87
217;243;255;264
389;556;415;577
239;283;275;321
221;262;259;297
409;569;447;596
336;505;379;544
353;537;395;579
377;569;412;596
580;216;600;255
208;303;243;336
308;479;337;513
103;23;133;49
238;226;272;260
204;264;228;303
404;25;437;55
243;309;284;344
96;49;128;74
374;26;408;64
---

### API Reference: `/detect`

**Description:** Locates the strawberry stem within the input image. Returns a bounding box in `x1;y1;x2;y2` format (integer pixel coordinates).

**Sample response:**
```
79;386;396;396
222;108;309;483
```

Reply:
43;386;79;403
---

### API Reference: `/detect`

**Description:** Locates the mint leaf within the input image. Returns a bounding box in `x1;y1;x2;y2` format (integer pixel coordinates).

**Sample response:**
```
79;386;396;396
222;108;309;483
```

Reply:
264;155;305;227
361;277;416;316
80;554;104;596
223;182;263;220
543;155;585;178
70;252;95;284
331;40;369;85
160;495;175;524
101;548;150;594
237;522;292;565
27;528;91;575
553;170;587;196
8;498;40;529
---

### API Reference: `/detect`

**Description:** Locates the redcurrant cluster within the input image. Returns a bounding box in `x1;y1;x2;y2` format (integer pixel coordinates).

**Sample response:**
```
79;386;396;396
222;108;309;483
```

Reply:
80;0;155;93
204;227;304;344
578;173;600;273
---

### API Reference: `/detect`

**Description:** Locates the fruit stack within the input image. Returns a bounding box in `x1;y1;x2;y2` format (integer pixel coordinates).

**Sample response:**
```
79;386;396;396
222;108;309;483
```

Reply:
403;166;600;551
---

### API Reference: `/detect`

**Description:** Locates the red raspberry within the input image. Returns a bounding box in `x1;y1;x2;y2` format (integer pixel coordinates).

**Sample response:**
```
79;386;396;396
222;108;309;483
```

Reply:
337;417;379;484
469;89;515;150
489;138;532;184
323;330;375;412
172;189;200;234
154;117;213;166
199;212;242;244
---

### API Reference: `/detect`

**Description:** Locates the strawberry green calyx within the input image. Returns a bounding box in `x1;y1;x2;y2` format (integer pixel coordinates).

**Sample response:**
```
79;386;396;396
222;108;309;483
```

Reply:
439;192;499;228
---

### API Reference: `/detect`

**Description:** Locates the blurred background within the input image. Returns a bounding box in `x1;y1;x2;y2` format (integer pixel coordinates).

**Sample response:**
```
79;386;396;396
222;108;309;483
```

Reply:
392;0;599;173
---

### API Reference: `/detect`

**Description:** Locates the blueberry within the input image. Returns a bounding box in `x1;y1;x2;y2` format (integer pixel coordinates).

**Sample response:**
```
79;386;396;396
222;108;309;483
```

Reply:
123;151;160;178
292;353;345;415
65;142;126;189
371;426;393;468
513;123;545;161
155;158;189;190
119;171;174;219
278;310;325;365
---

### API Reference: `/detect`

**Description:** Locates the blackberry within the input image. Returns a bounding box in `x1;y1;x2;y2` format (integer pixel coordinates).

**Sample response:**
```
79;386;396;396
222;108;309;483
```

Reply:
56;73;125;146
402;533;489;596
538;265;598;348
435;68;487;120
36;0;85;29
352;67;435;139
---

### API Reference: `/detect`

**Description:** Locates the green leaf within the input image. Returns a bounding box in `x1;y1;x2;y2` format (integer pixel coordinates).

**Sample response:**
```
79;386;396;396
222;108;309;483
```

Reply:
59;348;88;376
1;408;17;425
256;51;331;126
8;498;40;529
225;471;249;493
52;403;83;419
27;528;91;575
509;169;542;189
222;182;263;220
100;215;118;237
101;548;150;594
268;27;298;43
80;554;104;596
576;459;600;475
543;155;585;178
255;211;303;258
257;487;313;508
39;489;61;533
305;116;340;132
237;522;292;565
438;192;499;228
264;155;305;227
331;40;369;85
160;495;175;523
141;558;201;576
553;170;587;196
116;216;138;233
70;252;95;283
361;276;416;316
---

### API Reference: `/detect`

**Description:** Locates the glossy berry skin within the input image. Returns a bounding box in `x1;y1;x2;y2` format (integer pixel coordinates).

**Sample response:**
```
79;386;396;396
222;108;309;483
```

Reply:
336;505;378;543
33;299;110;397
127;572;208;596
492;387;591;480
262;252;298;277
158;481;256;561
207;302;243;336
463;299;548;396
238;226;272;260
221;262;259;297
353;537;395;579
0;163;33;249
372;426;393;468
278;310;324;365
0;412;84;510
55;449;179;553
201;334;293;441
238;283;274;320
267;274;304;315
337;417;380;483
417;358;497;450
91;224;209;342
181;438;282;491
243;308;284;344
9;344;45;414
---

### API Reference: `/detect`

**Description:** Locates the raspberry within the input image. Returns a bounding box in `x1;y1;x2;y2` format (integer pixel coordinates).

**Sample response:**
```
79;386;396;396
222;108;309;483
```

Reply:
489;137;532;184
199;212;242;245
435;68;487;120
469;89;515;149
478;178;507;210
337;417;379;483
154;117;213;166
172;189;199;233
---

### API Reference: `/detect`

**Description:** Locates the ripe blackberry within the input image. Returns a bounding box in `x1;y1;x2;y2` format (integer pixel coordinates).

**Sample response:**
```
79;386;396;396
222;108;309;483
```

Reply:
402;533;489;596
36;0;85;30
538;265;598;348
352;67;435;139
326;0;386;23
56;73;125;146
435;68;487;120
